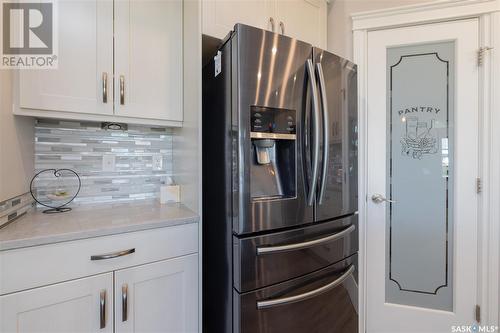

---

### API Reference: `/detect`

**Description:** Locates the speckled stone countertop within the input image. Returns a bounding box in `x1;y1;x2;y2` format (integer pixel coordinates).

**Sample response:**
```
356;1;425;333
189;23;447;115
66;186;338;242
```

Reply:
0;201;199;251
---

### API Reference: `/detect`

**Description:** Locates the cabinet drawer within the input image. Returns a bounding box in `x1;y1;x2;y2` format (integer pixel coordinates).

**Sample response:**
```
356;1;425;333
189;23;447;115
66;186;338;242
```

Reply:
0;223;198;295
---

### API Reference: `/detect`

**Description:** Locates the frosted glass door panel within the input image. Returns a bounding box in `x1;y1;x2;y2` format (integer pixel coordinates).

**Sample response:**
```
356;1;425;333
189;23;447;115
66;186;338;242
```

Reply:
386;42;454;311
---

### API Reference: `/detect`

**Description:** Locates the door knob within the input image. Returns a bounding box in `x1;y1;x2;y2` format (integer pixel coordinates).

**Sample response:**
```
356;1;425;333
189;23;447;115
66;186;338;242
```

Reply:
371;194;396;204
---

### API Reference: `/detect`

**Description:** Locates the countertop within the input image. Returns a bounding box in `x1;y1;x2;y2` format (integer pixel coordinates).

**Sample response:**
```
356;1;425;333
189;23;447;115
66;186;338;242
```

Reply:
0;201;199;251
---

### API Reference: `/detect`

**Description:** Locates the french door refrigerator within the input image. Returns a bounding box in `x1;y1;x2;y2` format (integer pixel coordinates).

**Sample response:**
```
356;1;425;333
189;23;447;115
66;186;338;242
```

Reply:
202;24;358;333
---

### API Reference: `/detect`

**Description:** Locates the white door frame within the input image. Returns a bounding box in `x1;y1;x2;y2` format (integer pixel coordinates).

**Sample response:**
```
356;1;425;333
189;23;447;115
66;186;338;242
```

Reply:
352;1;500;332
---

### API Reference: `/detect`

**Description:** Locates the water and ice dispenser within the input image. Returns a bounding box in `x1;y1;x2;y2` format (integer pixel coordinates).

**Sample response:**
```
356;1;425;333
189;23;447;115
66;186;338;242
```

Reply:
250;106;297;200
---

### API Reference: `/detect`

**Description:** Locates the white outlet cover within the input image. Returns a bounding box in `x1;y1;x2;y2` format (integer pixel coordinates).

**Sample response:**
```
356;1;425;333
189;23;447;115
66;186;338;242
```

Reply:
102;154;116;172
153;154;163;171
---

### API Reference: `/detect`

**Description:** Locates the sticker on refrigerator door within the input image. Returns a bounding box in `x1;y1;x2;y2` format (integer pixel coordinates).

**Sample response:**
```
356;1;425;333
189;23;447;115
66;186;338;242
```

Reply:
214;51;222;77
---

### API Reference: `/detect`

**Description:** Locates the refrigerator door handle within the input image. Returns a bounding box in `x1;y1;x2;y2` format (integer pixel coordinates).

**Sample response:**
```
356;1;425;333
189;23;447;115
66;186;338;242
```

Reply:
256;265;355;309
306;59;320;206
256;224;355;255
316;63;329;205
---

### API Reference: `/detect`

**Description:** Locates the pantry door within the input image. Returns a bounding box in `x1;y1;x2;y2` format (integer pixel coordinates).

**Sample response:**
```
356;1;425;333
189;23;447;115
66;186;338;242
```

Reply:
366;19;479;332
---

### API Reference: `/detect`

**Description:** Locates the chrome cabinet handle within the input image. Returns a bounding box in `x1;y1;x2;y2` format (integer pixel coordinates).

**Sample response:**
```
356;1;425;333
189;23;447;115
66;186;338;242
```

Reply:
257;265;355;309
257;225;355;255
306;59;320;206
90;248;135;261
120;75;125;105
102;72;108;103
122;284;128;322
99;290;106;329
316;63;328;204
371;194;396;204
269;17;275;32
279;21;285;35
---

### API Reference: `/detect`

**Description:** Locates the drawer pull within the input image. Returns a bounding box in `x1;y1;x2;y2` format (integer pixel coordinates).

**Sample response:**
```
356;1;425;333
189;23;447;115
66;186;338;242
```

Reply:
99;290;106;329
257;225;355;255
91;248;135;261
257;265;355;309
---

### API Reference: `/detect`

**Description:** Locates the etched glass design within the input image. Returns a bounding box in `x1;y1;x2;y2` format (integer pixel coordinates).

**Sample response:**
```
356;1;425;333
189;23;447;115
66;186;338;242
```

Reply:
386;42;454;311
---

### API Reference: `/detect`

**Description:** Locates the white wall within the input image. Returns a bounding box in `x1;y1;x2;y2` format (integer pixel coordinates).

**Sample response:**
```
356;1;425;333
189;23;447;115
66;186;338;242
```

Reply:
173;0;202;214
327;0;431;60
0;70;34;202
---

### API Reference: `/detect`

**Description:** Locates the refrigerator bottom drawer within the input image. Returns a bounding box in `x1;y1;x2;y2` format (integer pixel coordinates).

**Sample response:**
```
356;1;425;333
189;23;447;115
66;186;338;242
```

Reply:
234;254;358;333
234;214;358;292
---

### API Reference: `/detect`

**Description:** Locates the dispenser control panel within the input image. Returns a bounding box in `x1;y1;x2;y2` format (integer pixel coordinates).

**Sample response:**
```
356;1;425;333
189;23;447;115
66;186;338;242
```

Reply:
251;106;296;134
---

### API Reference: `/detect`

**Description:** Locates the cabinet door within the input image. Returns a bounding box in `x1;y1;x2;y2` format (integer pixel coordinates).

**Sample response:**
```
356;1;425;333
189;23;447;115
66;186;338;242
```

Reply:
114;254;198;333
19;0;113;115
114;0;183;121
275;0;327;48
202;0;274;39
0;273;113;333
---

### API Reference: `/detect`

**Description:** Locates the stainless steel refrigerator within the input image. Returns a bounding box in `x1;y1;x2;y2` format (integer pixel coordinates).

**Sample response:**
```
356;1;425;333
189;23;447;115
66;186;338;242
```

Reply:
202;24;358;333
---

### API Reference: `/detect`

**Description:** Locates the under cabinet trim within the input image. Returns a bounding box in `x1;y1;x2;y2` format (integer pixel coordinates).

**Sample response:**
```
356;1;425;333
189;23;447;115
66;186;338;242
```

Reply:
13;107;183;128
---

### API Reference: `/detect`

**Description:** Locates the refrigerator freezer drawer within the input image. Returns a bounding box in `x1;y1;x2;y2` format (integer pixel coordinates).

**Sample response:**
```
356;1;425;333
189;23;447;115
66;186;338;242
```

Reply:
233;254;358;333
233;215;358;292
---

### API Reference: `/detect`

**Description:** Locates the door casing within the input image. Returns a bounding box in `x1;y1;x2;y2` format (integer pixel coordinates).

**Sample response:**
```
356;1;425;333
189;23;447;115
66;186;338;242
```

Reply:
353;1;500;331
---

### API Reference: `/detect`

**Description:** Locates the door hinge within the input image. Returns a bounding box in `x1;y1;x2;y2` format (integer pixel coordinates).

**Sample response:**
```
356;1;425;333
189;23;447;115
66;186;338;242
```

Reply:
475;304;481;323
478;46;494;66
476;178;482;193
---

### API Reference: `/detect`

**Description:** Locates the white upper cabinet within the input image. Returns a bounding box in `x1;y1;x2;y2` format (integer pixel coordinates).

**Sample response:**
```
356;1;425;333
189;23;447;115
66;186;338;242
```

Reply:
202;0;274;38
16;0;184;125
19;0;113;115
114;0;183;122
202;0;327;48
275;0;327;49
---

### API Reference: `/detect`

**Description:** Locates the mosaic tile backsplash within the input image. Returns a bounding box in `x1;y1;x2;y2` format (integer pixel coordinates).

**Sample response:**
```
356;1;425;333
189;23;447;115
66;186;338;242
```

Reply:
0;193;33;228
34;119;173;205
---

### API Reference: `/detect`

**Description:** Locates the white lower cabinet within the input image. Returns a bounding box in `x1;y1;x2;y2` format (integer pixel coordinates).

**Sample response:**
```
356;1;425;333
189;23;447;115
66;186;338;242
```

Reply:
0;255;198;333
0;273;114;333
115;254;198;333
0;224;199;333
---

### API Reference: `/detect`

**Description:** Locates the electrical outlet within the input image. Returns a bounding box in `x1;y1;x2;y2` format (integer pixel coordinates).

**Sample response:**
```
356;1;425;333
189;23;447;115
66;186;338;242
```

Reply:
102;154;116;172
153;154;163;171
